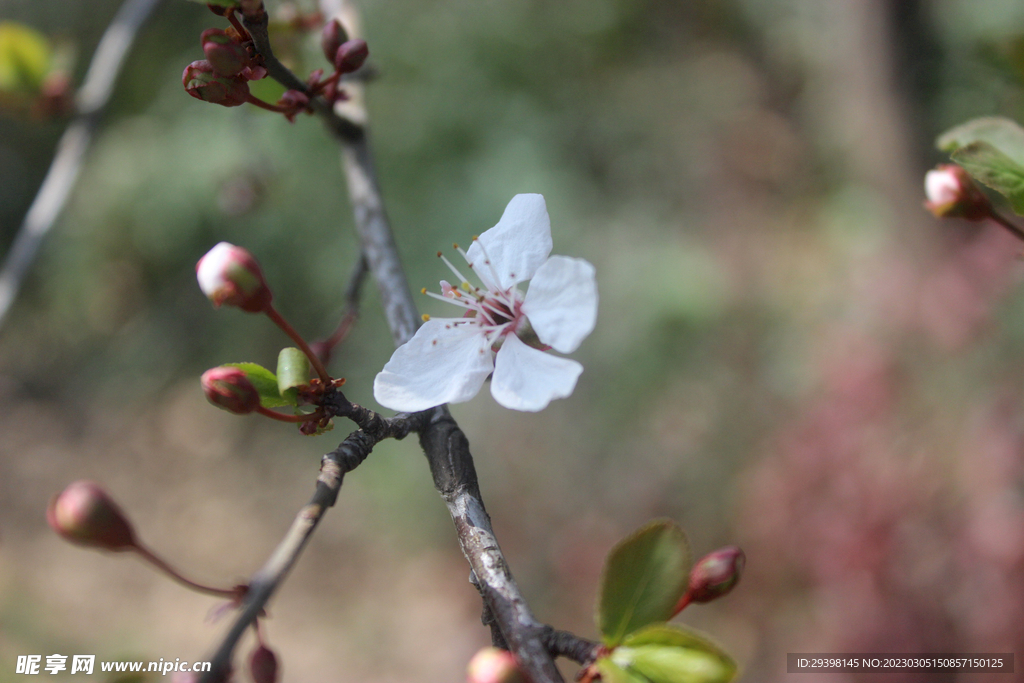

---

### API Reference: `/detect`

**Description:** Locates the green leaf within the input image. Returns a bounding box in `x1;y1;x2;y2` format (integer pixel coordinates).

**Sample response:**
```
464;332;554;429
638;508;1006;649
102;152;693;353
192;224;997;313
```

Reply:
0;22;52;92
223;362;294;408
276;347;311;405
951;141;1024;215
595;658;650;683
612;645;736;683
937;117;1024;165
612;625;738;683
597;519;691;646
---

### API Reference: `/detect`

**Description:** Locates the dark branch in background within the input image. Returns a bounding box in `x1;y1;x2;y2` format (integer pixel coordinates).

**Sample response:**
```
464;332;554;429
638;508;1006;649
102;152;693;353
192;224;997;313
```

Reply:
0;0;165;331
313;253;368;366
204;406;423;682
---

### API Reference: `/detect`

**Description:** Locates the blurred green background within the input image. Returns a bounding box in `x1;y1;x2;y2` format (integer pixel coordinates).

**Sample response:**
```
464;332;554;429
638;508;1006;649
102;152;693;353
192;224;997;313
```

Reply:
3;0;1024;681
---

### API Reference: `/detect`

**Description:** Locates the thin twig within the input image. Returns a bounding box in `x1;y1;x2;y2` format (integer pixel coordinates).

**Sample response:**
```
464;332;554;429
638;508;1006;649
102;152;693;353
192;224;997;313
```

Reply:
314;253;368;365
201;409;422;682
0;0;165;331
538;626;602;665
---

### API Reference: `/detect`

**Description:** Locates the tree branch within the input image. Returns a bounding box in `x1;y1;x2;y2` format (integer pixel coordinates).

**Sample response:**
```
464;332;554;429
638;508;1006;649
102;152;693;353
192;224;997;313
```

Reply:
236;2;567;680
0;0;165;331
201;410;422;682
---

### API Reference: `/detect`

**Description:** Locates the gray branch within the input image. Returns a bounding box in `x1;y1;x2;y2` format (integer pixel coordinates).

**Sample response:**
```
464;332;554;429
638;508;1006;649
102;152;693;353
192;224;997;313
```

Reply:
0;0;165;330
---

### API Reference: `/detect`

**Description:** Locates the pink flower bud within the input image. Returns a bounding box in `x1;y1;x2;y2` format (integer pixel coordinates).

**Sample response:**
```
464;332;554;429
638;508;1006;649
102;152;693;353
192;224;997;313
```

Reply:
196;242;272;312
334;39;368;74
924;163;991;220
321;19;349;64
687;546;745;604
467;648;526;683
182;60;250;107
47;481;137;551
249;645;278;683
201;28;249;78
201;367;261;414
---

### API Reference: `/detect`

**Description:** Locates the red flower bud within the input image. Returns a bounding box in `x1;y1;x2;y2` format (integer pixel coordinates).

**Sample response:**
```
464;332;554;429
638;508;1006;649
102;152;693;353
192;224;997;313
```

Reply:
321;19;349;64
202;367;261;414
47;481;137;551
334;39;368;75
201;28;249;78
467;648;526;683
687;546;745;604
924;164;991;220
182;60;250;107
196;242;272;312
249;645;278;683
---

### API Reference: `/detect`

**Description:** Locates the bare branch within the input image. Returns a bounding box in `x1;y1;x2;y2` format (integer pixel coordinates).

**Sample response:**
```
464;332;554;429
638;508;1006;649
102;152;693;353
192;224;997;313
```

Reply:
201;410;422;683
0;0;165;330
233;3;567;680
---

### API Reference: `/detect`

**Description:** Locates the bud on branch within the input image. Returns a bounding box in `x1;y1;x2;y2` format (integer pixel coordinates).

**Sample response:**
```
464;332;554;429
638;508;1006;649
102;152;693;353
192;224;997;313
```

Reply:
673;545;745;615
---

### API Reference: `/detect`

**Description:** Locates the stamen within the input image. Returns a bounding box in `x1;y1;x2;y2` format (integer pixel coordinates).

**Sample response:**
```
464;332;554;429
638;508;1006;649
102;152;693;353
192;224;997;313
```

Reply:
470;236;504;289
424;290;473;309
422;314;431;321
439;253;473;289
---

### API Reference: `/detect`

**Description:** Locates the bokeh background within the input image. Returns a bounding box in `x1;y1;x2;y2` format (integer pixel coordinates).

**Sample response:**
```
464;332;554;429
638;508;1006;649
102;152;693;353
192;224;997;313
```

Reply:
2;0;1024;681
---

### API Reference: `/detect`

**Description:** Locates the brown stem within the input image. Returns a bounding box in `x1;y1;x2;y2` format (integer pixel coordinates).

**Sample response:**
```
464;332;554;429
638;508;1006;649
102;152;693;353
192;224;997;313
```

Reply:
244;93;290;113
256;406;321;423
133;543;239;600
263;304;332;383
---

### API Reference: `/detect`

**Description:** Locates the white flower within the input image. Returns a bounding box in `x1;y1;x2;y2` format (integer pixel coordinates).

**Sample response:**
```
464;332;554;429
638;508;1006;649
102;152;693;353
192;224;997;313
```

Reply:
373;194;598;412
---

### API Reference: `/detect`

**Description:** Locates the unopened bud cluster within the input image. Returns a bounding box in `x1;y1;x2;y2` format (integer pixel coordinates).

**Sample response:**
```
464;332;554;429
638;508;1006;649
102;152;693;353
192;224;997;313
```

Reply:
183;8;369;123
183;24;267;107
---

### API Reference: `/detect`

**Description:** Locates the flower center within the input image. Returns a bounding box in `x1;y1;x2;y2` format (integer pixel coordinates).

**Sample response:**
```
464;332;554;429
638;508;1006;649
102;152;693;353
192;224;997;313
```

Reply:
421;239;526;349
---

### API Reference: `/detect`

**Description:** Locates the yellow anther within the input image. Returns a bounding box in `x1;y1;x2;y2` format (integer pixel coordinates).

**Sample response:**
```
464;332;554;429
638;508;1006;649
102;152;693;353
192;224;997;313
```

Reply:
422;314;431;321
461;282;472;292
420;287;427;294
436;251;443;258
453;243;460;250
472;235;479;241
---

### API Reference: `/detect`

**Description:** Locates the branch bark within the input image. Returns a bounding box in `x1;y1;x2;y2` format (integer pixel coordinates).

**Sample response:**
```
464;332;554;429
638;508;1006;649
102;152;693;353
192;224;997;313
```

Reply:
0;0;166;331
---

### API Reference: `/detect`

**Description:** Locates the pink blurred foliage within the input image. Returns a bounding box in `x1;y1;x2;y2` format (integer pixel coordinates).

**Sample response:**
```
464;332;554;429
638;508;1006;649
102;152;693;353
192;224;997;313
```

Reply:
736;218;1024;682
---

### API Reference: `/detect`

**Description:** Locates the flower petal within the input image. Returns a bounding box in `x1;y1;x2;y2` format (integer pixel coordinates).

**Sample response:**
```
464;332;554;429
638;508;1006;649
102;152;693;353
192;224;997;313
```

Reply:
373;319;494;411
467;194;553;291
490;333;583;411
521;255;598;353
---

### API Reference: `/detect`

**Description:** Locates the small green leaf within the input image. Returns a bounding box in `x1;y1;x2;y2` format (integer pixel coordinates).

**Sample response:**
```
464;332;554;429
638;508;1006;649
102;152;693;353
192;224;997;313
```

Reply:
0;22;52;93
595;658;649;683
951;141;1024;215
937;117;1024;165
612;644;735;683
276;347;310;405
223;362;294;408
597;519;691;646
